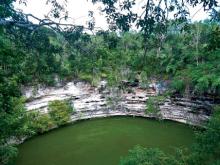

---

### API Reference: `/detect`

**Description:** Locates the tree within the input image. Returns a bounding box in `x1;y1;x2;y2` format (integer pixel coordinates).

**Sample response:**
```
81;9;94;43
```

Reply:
0;97;28;165
91;0;219;31
1;0;69;30
91;0;219;58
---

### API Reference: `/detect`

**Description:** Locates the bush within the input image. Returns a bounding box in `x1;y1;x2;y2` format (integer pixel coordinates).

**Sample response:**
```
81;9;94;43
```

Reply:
27;112;55;134
0;145;18;165
145;96;165;115
119;145;178;165
48;100;74;126
26;100;74;134
146;97;158;114
78;72;93;83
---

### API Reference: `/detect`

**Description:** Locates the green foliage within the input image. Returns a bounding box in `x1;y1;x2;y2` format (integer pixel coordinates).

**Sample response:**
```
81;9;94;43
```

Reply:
92;0;217;35
146;96;165;115
208;26;220;51
0;144;17;165
26;112;55;134
26;100;75;135
188;106;220;165
0;97;28;165
0;29;29;165
78;72;94;84
119;145;182;165
146;97;158;114
171;79;185;93
40;21;219;96
48;100;74;126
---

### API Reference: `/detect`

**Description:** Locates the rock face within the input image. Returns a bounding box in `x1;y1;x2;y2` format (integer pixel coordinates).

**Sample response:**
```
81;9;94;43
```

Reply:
22;80;211;126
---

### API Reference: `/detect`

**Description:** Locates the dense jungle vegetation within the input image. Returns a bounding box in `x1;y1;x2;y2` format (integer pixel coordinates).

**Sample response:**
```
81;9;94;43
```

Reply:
1;0;220;164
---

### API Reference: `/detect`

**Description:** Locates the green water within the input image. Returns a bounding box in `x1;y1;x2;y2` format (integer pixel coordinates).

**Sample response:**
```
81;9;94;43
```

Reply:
16;117;195;165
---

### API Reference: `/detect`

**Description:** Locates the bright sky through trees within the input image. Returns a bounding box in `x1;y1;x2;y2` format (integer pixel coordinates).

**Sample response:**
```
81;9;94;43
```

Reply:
15;0;209;31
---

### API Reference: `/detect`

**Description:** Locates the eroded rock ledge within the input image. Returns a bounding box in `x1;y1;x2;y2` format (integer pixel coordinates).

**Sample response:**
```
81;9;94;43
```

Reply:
22;81;212;127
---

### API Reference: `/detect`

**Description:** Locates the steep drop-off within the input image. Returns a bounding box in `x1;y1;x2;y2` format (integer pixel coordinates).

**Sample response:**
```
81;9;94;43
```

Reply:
22;80;212;126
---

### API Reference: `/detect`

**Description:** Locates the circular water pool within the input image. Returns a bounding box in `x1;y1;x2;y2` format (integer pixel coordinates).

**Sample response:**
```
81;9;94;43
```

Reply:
16;117;195;165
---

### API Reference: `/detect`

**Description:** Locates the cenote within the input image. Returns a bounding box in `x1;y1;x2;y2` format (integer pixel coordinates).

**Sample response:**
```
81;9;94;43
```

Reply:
16;117;195;165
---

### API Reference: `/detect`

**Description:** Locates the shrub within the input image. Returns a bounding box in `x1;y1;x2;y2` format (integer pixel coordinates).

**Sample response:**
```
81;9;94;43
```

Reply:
145;96;165;115
0;145;18;165
119;145;178;165
48;100;74;126
146;97;158;114
78;72;93;83
27;111;55;134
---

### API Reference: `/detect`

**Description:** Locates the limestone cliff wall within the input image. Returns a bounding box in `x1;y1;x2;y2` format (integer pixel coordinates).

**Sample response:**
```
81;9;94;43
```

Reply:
22;81;211;126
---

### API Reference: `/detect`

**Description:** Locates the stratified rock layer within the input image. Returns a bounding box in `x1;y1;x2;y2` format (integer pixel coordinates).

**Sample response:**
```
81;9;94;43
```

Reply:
22;81;211;126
